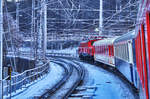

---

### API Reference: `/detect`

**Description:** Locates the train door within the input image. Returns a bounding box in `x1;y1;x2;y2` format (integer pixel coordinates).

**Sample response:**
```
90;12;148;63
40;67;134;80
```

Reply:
141;24;149;99
136;31;145;89
146;11;150;98
135;30;146;99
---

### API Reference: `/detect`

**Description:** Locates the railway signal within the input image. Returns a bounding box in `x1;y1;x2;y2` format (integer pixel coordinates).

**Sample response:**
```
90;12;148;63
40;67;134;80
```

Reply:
8;66;12;80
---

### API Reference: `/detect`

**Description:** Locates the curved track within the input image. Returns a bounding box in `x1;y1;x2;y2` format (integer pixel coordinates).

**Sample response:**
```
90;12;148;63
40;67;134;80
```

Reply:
63;60;85;99
40;58;85;99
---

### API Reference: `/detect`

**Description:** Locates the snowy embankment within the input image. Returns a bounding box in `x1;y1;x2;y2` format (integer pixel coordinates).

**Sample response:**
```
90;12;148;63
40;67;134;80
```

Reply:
4;62;64;99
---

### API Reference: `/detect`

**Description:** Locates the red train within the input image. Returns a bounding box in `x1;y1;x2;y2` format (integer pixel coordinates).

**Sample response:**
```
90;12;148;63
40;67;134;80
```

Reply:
78;39;101;61
78;0;150;98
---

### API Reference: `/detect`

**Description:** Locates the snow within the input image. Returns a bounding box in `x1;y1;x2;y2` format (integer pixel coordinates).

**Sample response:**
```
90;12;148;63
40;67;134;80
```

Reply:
15;47;78;58
4;56;135;99
46;47;78;58
61;58;135;99
19;47;31;52
4;62;64;99
46;47;78;55
18;47;78;54
79;61;135;99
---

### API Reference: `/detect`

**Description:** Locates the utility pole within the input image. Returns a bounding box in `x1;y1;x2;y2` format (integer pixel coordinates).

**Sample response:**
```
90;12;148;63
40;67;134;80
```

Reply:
31;0;35;59
37;0;47;60
16;1;19;31
43;0;47;60
99;0;103;35
34;0;39;62
38;0;42;60
0;0;3;98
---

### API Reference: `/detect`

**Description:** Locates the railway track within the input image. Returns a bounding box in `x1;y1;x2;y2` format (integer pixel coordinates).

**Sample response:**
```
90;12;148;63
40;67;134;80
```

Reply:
39;60;72;99
39;58;85;99
63;60;85;99
49;56;139;98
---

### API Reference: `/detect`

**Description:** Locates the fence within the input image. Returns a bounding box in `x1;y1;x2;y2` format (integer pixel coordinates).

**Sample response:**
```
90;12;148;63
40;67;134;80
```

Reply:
3;61;50;97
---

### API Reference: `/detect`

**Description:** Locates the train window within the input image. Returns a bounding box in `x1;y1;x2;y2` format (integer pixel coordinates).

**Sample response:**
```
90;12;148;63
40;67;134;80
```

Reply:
116;44;119;58
121;44;123;59
97;46;98;53
122;44;126;60
121;45;123;59
124;42;128;62
98;46;99;54
126;43;129;62
124;44;126;61
124;44;126;60
100;46;102;53
118;45;119;57
118;45;120;58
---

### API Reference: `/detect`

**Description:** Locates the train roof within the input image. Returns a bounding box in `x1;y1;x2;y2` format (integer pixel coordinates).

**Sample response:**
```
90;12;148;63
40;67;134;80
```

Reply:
114;30;135;43
80;40;88;43
93;37;119;46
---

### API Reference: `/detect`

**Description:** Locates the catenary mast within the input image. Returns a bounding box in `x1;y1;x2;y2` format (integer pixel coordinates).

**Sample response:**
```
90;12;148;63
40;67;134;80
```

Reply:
0;0;3;98
99;0;103;35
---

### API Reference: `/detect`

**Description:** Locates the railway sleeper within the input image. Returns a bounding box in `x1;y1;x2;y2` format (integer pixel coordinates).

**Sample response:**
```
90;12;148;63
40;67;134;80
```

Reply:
76;86;97;91
70;93;95;97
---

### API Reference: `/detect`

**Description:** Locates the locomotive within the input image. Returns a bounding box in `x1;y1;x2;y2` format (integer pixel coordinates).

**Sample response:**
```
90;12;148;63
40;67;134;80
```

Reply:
78;39;101;61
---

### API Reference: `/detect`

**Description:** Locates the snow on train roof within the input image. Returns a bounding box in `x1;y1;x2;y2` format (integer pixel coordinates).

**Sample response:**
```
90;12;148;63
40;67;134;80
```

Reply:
80;40;88;43
93;37;119;46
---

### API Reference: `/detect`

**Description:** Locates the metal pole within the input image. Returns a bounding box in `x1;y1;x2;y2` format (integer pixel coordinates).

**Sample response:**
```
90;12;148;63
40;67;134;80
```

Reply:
16;1;19;31
32;0;35;59
38;0;42;60
99;0;103;35
0;0;3;98
43;0;47;60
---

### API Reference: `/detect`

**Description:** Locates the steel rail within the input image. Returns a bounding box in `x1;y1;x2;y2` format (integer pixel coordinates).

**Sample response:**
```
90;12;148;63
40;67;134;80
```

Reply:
39;60;73;99
39;58;85;99
63;60;85;99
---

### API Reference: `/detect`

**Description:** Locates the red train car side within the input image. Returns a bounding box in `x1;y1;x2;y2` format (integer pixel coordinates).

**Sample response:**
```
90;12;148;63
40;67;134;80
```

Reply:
135;0;150;98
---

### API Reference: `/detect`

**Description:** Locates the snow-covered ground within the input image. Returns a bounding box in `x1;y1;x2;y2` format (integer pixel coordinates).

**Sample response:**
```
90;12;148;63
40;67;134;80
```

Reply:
4;62;64;99
77;61;135;99
46;47;78;57
18;47;78;54
54;58;135;99
17;47;78;58
19;47;31;52
4;55;135;99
